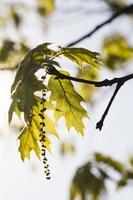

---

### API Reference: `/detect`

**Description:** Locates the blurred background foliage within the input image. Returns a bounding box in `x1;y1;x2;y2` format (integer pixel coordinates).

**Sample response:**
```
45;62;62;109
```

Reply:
70;153;133;200
0;0;133;200
0;39;29;70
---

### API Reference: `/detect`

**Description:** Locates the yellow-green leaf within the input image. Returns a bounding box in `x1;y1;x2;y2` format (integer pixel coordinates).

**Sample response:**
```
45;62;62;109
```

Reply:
18;127;41;161
103;34;133;70
60;47;101;69
48;70;89;135
9;74;46;124
18;101;59;160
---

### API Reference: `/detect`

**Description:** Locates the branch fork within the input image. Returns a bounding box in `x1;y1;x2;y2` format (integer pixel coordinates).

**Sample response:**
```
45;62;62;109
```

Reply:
47;67;133;131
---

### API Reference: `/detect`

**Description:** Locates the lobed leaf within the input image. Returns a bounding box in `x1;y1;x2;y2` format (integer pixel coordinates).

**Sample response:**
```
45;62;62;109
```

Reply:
9;74;46;123
48;70;89;135
18;101;58;160
60;47;101;69
9;43;101;161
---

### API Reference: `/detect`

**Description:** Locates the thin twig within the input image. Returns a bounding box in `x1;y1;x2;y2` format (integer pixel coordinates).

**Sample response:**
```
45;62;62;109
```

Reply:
66;4;133;47
96;82;124;131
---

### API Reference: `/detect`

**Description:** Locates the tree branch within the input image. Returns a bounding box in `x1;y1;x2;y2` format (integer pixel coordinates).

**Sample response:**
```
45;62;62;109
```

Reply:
96;82;123;131
66;4;133;47
56;71;133;130
45;66;133;131
55;71;133;88
57;72;133;130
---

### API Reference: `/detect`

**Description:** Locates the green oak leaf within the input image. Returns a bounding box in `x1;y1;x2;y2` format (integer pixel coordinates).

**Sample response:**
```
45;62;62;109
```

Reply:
9;43;101;161
48;70;89;135
9;74;45;123
11;42;57;93
60;47;101;68
18;101;58;160
10;42;59;124
18;126;41;160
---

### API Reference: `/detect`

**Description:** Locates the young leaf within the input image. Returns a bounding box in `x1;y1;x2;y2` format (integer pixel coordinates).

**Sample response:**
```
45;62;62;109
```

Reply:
18;127;41;161
9;74;46;123
18;101;58;160
9;43;101;161
48;70;89;135
11;42;57;93
60;47;101;69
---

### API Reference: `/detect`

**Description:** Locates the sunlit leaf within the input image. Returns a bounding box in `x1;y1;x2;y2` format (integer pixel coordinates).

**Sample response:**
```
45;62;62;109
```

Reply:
18;126;41;160
102;34;133;70
48;70;89;135
11;42;57;93
9;74;45;123
18;100;58;160
60;47;101;69
9;43;100;161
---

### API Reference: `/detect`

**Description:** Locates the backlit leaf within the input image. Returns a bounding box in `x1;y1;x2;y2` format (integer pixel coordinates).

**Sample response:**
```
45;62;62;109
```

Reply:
18;100;58;160
9;43;100;161
48;70;89;135
18;127;41;161
102;34;133;70
60;47;101;69
10;74;45;123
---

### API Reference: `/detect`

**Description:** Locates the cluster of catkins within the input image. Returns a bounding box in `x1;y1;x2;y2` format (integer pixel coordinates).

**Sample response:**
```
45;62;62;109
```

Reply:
39;75;51;180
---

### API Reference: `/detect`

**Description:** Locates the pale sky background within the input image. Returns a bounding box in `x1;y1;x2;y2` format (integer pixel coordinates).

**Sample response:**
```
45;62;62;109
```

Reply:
0;0;133;200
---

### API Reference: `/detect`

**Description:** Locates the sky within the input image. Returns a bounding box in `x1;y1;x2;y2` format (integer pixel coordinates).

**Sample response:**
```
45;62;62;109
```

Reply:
0;0;133;200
